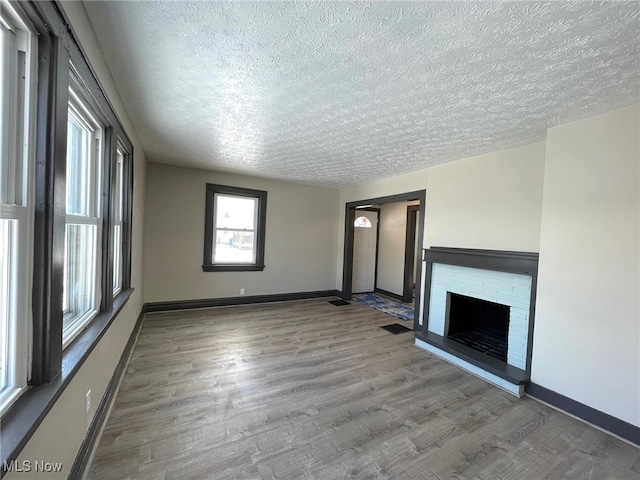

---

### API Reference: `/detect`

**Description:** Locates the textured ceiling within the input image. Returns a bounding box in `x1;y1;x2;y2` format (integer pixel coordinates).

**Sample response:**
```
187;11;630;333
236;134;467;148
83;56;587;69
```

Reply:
82;1;640;188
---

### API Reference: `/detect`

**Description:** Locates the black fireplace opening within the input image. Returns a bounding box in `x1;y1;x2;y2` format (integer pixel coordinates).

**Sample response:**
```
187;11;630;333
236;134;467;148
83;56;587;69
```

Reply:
446;292;510;362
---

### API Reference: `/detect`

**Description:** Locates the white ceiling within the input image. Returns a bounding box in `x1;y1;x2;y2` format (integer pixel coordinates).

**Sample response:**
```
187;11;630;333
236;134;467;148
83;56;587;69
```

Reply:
82;1;640;188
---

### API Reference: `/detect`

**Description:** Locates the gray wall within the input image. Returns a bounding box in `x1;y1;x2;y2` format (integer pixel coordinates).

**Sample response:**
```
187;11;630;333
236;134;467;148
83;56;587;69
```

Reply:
143;163;340;302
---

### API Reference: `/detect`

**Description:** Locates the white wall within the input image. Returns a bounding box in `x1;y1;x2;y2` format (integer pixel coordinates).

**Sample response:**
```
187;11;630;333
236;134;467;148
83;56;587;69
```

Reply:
144;163;339;302
337;143;546;290
425;142;546;251
376;201;418;296
6;2;147;479
533;105;640;426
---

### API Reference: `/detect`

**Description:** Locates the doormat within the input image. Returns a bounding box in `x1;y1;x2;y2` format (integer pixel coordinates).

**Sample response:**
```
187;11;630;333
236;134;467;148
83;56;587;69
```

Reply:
380;323;412;335
328;299;350;306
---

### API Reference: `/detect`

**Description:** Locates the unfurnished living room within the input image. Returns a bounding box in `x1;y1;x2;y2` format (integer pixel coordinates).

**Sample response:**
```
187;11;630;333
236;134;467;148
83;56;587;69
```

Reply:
1;1;639;479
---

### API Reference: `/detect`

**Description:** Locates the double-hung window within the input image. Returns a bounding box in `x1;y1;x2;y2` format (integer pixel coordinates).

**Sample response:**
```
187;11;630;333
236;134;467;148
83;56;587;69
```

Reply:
62;87;103;348
0;0;35;414
112;148;124;295
203;184;267;272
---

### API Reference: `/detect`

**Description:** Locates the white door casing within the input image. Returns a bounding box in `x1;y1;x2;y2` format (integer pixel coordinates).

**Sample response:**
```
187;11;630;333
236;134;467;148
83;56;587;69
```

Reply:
352;211;378;293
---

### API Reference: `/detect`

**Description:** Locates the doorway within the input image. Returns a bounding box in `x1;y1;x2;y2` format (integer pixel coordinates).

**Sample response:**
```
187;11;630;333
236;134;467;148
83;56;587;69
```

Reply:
402;205;420;303
352;209;379;293
342;190;426;329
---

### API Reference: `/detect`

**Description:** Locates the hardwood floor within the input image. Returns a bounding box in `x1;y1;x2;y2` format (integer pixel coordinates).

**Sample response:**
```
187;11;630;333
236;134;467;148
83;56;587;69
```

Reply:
89;299;640;480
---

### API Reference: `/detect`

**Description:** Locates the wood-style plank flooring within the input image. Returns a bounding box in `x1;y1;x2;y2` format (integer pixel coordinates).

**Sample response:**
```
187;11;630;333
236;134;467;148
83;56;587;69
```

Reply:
89;299;640;479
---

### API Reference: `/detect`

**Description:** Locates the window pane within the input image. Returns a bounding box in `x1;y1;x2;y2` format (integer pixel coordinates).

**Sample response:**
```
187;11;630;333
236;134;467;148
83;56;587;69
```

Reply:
0;26;7;205
63;223;97;332
0;3;33;413
214;230;255;263
114;151;124;222
113;223;121;293
354;216;372;228
112;149;124;295
66;116;91;215
204;185;266;271
0;28;7;360
0;219;14;392
63;89;103;346
0;25;26;207
215;195;256;230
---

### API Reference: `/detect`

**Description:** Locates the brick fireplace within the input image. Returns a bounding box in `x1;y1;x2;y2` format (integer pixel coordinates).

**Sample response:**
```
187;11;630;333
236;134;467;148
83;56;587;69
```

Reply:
415;248;538;396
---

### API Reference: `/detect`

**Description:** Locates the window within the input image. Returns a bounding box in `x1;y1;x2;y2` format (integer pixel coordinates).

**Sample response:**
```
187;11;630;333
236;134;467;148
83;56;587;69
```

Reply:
0;0;35;414
354;216;372;228
203;184;267;272
0;1;136;467
62;87;103;348
112;148;124;295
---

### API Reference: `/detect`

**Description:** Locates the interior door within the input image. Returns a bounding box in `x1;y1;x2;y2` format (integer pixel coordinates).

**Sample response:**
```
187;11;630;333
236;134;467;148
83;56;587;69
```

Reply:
352;211;378;293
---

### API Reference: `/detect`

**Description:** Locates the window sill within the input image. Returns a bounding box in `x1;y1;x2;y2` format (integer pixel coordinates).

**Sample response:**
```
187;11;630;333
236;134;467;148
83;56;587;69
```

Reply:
0;289;134;478
202;264;265;272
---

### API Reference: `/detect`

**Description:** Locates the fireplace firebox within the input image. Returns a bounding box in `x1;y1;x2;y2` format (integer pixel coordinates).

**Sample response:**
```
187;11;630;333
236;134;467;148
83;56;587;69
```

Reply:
446;293;510;362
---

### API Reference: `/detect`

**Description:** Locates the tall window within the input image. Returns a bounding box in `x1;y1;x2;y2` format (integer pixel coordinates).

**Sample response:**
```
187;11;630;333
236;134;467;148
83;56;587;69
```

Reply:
0;1;137;465
203;184;267;272
62;87;103;347
0;1;35;414
112;148;124;295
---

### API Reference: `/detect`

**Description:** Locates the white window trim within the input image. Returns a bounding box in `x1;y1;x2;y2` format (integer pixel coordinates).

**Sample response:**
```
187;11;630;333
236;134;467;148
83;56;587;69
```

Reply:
112;148;124;296
0;0;36;415
212;193;259;265
62;86;103;349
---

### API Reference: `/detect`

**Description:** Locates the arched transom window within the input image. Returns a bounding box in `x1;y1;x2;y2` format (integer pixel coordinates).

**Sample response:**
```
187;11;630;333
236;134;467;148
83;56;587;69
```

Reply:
354;216;372;228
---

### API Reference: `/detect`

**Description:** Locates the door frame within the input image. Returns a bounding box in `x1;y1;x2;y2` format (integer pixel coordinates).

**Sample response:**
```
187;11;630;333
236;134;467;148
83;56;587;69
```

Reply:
342;190;426;329
402;205;420;303
351;207;380;293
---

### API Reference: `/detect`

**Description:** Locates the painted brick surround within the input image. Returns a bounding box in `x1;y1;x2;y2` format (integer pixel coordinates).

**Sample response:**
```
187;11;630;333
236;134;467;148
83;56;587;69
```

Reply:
416;248;538;396
428;264;532;370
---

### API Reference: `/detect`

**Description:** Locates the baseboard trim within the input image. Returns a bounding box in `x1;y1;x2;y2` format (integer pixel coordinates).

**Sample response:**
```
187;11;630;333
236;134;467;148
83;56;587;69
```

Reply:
142;290;341;313
68;311;146;480
526;383;640;446
374;287;405;303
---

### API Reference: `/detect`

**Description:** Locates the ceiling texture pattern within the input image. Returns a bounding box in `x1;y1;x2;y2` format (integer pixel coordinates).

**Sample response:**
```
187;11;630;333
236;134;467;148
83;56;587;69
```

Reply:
83;1;640;187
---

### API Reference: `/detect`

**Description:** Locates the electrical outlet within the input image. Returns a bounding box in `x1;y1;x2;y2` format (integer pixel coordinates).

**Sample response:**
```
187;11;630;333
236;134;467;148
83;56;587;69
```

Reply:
240;288;245;295
85;389;91;414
